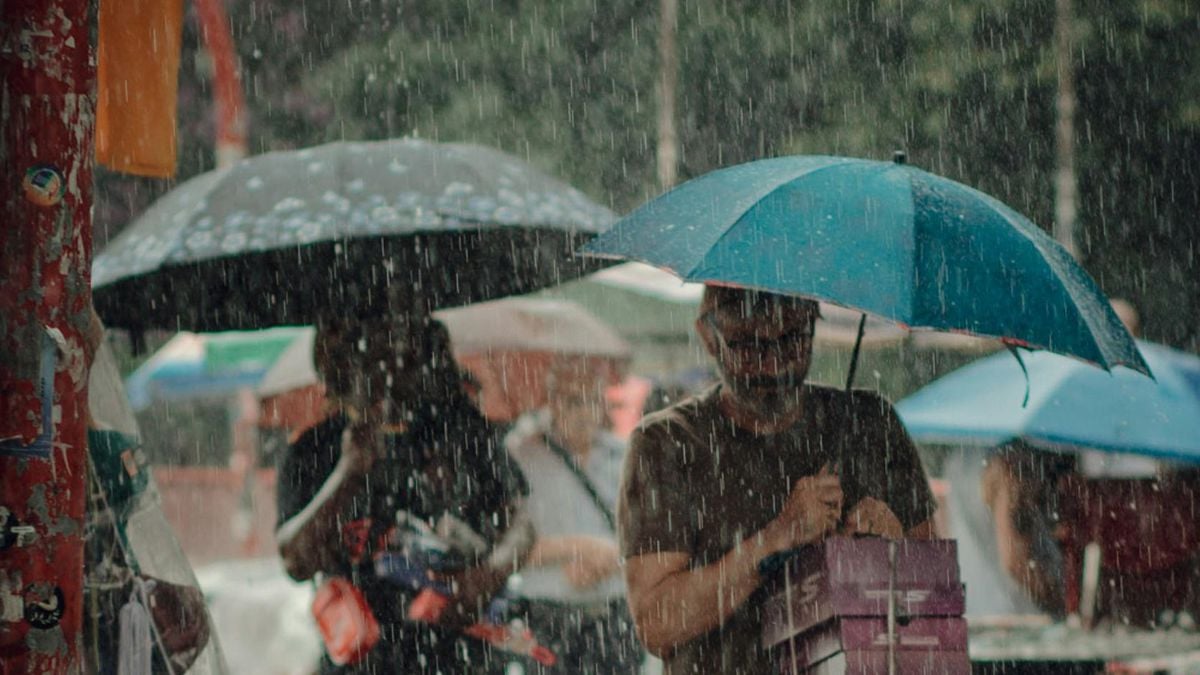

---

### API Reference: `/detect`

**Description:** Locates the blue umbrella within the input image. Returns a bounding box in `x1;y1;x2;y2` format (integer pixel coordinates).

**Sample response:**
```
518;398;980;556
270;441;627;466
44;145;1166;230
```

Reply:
896;341;1200;463
581;154;1148;376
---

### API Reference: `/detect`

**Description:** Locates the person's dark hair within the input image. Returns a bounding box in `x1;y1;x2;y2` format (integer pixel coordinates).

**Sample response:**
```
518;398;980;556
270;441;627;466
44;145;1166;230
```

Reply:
313;313;464;403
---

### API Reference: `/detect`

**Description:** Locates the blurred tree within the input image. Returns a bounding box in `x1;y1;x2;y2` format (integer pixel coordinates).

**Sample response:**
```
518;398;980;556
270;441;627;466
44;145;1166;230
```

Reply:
94;0;1200;352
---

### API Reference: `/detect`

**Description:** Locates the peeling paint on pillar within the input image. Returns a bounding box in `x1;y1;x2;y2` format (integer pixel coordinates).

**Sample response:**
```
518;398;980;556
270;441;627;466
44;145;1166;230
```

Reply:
1;0;96;672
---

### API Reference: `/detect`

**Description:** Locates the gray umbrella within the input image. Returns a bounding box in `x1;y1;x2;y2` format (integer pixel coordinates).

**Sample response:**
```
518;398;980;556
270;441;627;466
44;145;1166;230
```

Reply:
93;139;615;331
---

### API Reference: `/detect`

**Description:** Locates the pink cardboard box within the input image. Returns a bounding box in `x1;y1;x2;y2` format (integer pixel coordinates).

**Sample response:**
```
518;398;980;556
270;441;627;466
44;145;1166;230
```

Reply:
774;617;968;671
784;649;971;675
760;537;965;649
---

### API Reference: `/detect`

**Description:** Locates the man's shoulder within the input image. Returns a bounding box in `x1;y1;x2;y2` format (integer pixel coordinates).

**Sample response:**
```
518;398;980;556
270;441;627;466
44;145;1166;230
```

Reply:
637;386;717;432
805;383;896;417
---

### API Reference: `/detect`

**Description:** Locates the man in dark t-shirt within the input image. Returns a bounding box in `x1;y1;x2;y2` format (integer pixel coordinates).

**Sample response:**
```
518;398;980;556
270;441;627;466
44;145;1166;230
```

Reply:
275;313;534;674
618;287;936;674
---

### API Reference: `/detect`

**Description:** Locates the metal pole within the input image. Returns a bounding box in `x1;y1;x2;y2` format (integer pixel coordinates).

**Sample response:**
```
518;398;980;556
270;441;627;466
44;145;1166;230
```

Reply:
0;0;96;671
656;0;679;190
194;0;248;167
887;540;898;675
1053;0;1079;259
844;313;868;391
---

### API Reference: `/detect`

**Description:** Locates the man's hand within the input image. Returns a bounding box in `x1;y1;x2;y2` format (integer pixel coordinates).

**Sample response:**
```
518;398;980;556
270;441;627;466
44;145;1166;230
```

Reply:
765;465;843;551
841;497;904;539
563;537;621;589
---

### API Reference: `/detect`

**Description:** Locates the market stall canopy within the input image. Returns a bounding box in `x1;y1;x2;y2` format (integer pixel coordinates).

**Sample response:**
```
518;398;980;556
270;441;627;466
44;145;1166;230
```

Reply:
897;341;1200;462
125;327;306;410
435;297;630;358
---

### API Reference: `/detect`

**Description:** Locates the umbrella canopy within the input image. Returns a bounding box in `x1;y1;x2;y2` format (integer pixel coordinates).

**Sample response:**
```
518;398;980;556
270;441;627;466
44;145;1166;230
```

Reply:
435;297;631;358
896;341;1200;463
93;139;615;332
125;327;306;410
581;154;1147;375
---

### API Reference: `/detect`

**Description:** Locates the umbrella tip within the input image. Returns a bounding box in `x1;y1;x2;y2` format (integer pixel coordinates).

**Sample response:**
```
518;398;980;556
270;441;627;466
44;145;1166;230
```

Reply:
892;150;907;165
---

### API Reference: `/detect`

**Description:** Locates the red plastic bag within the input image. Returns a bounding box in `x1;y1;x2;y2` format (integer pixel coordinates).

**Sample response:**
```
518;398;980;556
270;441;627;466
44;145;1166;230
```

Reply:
311;577;380;666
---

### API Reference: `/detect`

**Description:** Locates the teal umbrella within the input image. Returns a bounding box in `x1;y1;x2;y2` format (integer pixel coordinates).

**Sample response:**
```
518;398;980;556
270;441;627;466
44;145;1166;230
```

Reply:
896;341;1200;463
581;154;1148;377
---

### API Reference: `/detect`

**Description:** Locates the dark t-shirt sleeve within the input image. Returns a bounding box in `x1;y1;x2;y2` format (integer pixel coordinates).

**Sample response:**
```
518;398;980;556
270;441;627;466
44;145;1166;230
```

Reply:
461;422;530;544
854;391;936;531
618;417;696;559
275;417;342;530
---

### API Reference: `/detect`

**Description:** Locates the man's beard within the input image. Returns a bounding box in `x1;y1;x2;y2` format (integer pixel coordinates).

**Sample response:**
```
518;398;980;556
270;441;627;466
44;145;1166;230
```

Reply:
718;368;806;419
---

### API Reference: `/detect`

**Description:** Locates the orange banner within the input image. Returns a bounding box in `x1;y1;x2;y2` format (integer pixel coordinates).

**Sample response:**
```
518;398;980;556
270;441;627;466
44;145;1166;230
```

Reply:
96;0;184;178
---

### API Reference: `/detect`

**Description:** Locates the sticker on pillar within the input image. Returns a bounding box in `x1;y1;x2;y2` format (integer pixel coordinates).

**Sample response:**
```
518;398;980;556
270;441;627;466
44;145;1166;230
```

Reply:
0;507;38;550
23;584;65;629
0;330;56;458
22;165;65;207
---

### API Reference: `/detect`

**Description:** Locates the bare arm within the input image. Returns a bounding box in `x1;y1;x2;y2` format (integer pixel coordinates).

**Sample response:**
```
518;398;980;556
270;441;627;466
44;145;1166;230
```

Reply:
527;534;614;566
624;531;782;657
482;503;536;577
525;534;621;589
624;470;842;657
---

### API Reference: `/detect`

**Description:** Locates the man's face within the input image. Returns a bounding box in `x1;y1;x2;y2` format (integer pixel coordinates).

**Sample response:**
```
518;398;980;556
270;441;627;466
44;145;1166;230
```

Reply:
700;291;818;417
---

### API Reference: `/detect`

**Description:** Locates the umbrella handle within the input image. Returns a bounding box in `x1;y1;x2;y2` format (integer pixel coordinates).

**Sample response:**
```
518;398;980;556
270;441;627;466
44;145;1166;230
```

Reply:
1005;344;1032;408
886;539;897;675
844;313;868;392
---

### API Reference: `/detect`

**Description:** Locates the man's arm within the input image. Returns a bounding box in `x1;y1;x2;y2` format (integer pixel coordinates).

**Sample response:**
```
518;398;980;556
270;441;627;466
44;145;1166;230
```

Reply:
863;392;940;538
624;470;842;657
624;532;780;657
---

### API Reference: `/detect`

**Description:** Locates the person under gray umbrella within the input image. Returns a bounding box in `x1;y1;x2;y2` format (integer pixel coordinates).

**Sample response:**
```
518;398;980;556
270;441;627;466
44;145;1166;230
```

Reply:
275;306;537;673
92;138;614;334
501;361;643;674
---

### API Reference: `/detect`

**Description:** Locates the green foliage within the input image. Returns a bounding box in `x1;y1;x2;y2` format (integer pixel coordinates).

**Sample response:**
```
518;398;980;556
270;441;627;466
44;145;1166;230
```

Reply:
95;0;1200;350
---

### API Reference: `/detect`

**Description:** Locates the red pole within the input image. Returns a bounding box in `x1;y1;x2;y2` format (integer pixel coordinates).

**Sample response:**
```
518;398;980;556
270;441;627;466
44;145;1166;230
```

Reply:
0;0;96;672
194;0;248;167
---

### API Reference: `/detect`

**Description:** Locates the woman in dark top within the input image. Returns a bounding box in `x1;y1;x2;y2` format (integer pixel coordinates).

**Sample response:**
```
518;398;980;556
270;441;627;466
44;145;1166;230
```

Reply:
275;313;533;674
